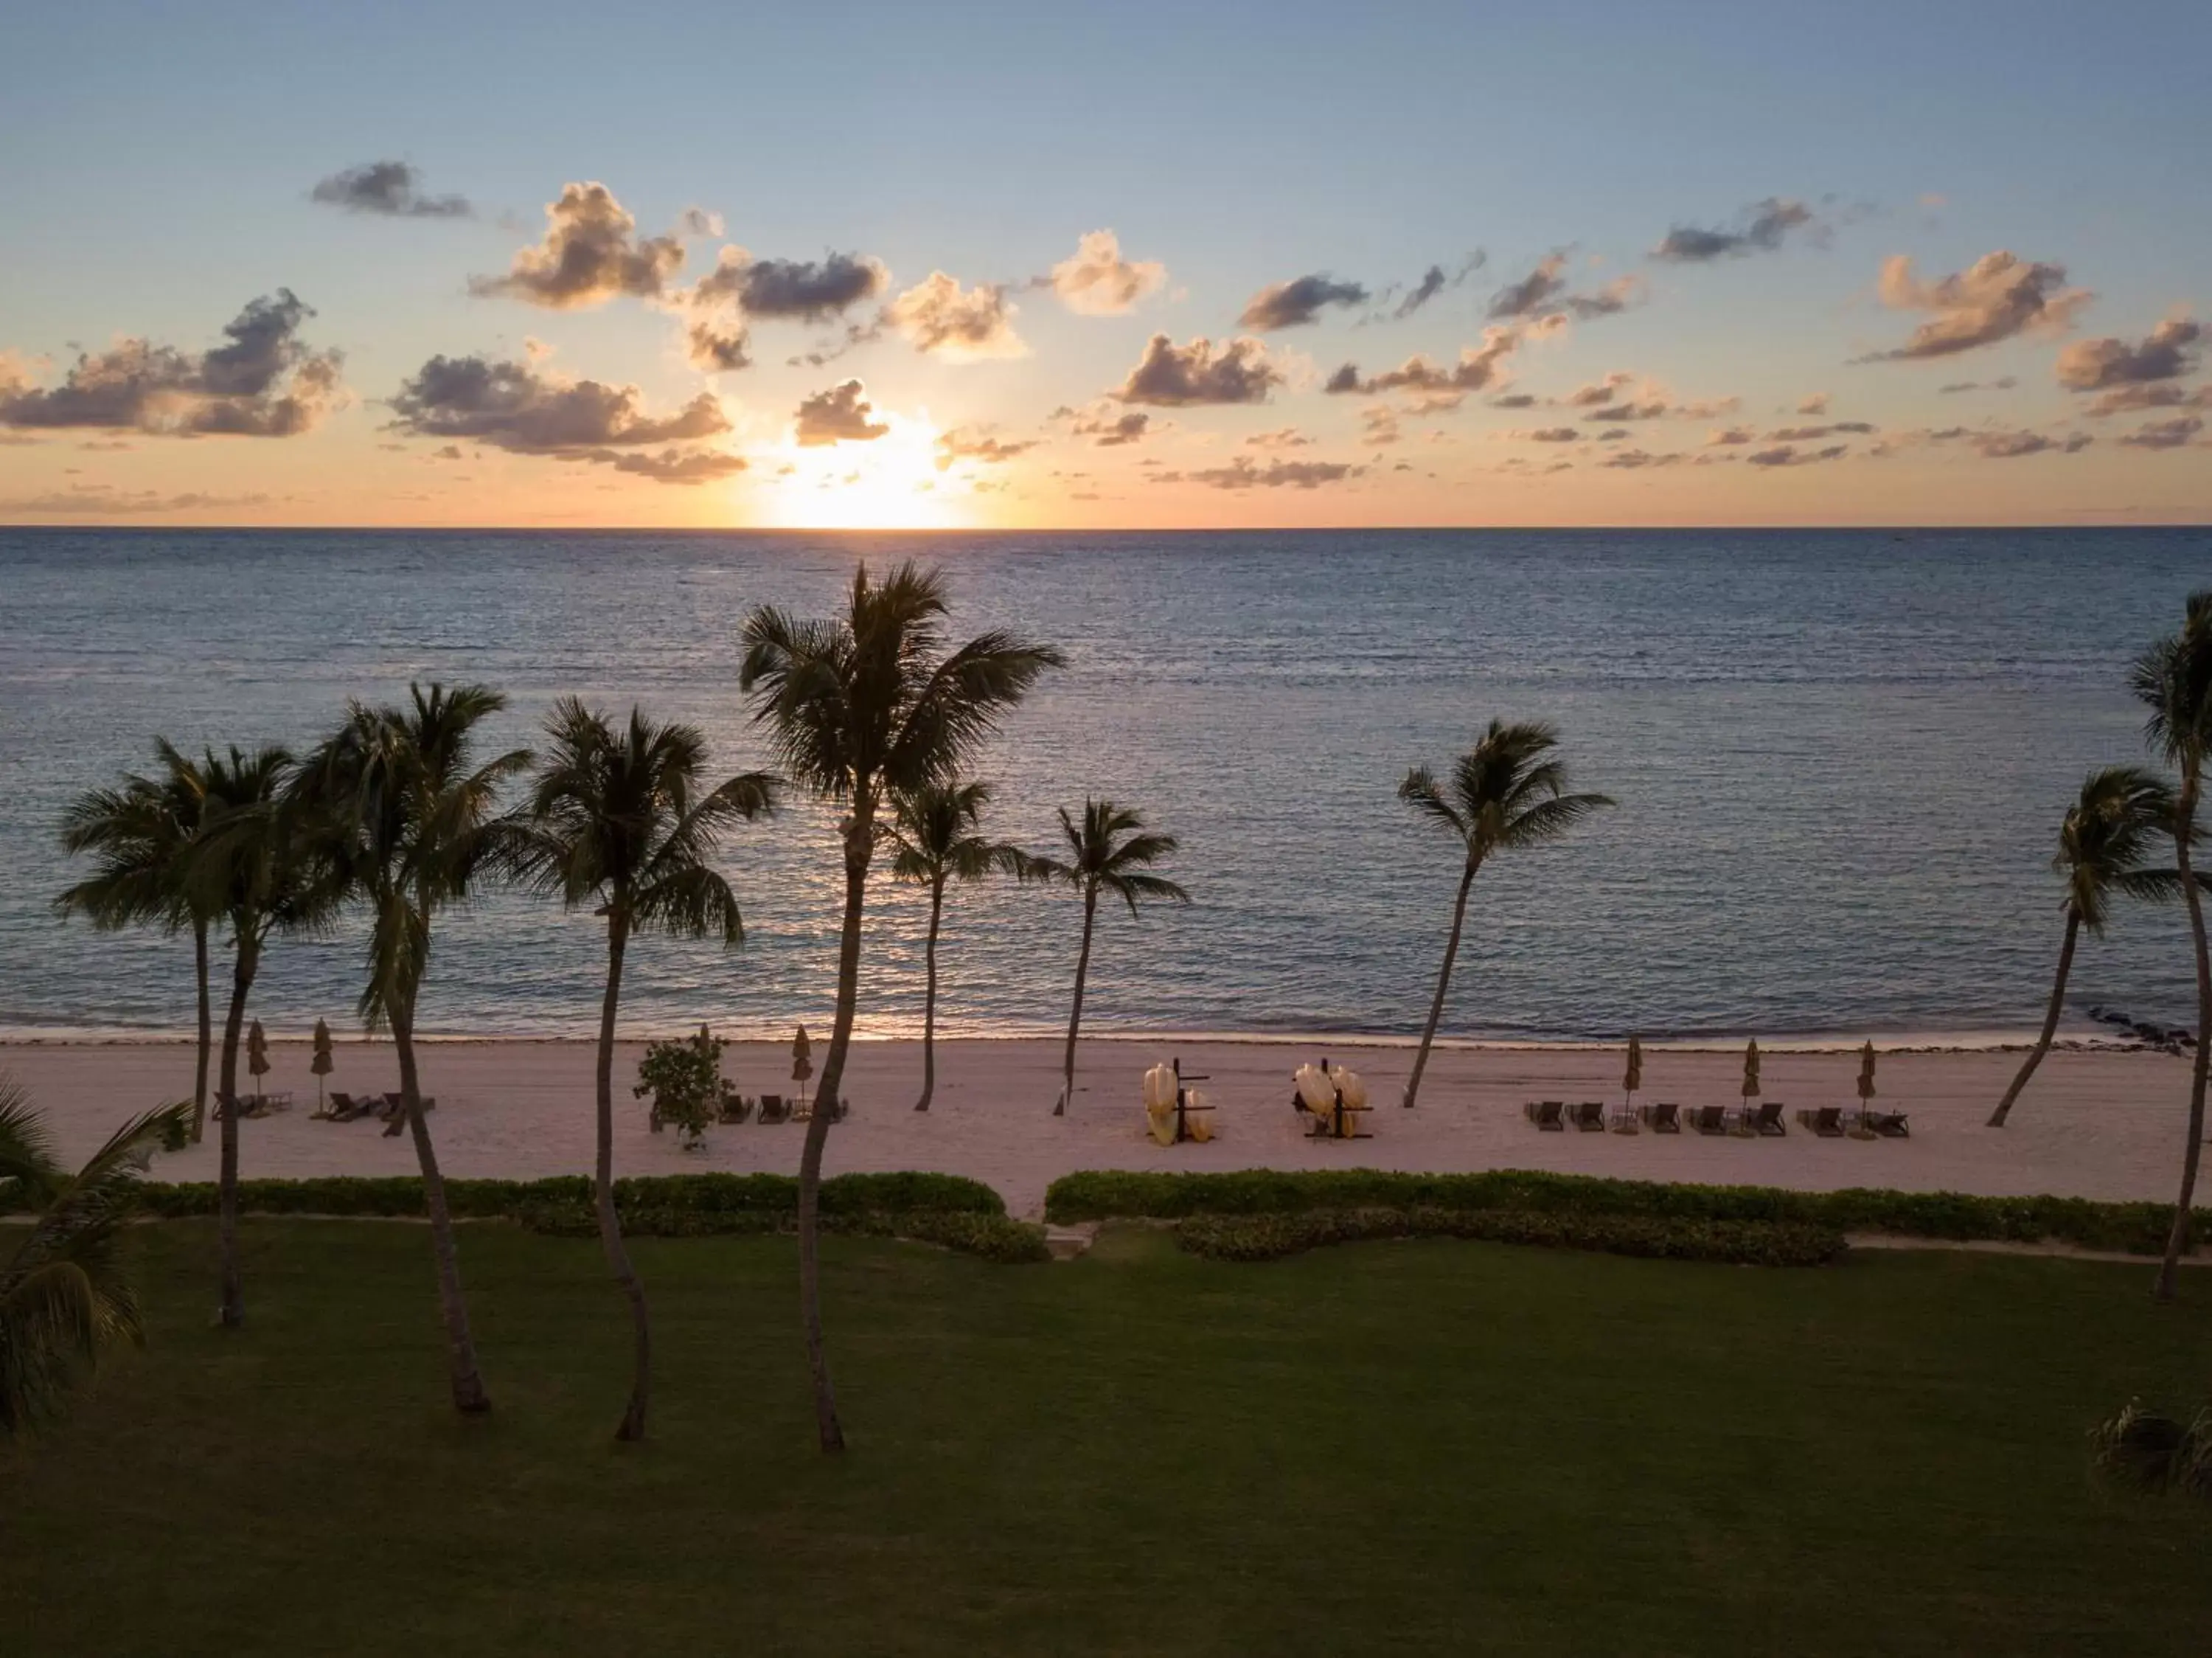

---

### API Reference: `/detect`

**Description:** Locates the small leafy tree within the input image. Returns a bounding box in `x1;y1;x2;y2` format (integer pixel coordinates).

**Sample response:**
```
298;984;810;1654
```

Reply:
634;1032;728;1149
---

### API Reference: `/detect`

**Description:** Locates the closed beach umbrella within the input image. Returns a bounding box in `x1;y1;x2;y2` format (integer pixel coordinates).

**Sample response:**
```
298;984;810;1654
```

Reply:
247;1019;270;1100
1741;1038;1761;1100
792;1024;813;1109
1857;1041;1877;1100
310;1018;333;1109
1624;1035;1644;1107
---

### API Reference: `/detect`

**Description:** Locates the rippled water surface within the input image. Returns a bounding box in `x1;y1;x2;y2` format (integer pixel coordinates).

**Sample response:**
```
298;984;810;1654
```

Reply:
1;527;2205;1040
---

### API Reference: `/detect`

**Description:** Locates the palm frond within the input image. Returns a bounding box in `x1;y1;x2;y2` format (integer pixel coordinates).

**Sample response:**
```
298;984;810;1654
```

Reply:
1397;767;1470;842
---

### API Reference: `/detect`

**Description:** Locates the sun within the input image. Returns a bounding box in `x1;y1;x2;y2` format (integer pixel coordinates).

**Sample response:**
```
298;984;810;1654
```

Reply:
757;408;975;530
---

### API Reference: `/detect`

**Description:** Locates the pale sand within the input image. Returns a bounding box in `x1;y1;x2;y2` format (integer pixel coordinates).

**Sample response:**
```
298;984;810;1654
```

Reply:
4;1036;2201;1220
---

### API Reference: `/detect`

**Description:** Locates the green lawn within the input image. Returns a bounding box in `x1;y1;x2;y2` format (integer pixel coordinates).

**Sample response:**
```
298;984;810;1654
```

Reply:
4;1222;2210;1657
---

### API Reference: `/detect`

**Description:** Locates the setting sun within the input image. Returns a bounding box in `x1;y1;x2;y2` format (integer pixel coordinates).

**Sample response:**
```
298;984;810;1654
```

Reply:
759;406;971;529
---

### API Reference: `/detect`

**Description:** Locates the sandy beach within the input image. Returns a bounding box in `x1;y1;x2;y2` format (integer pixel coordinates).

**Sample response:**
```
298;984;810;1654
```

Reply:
5;1035;2199;1218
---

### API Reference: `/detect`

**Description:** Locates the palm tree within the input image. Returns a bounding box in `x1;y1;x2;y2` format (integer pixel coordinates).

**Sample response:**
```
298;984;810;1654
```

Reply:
1;1074;190;1435
2092;1399;2212;1501
740;562;1060;1451
515;698;776;1441
886;780;1032;1111
2134;591;2212;1303
184;744;330;1328
1032;799;1189;1114
293;683;530;1414
1397;720;1613;1109
1990;767;2185;1127
56;741;218;1142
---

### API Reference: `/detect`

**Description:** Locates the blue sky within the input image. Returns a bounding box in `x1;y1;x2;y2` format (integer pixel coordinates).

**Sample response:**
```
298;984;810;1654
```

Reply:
2;0;2208;525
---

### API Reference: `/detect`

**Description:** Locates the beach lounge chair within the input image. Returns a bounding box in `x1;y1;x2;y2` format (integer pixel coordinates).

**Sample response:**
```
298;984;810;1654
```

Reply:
322;1090;355;1122
1642;1101;1681;1134
1525;1100;1565;1131
1796;1106;1846;1138
1570;1100;1607;1132
1690;1105;1731;1136
757;1095;790;1125
1869;1110;1910;1138
1747;1100;1787;1137
717;1092;754;1124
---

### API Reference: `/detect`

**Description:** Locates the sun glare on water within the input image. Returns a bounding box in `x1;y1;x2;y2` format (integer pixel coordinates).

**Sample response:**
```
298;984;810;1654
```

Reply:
757;411;971;530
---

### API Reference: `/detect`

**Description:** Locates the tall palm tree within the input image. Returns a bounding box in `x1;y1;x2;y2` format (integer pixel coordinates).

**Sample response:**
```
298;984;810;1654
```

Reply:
740;562;1060;1451
1032;799;1188;1114
56;740;218;1142
2134;591;2212;1303
886;779;1032;1111
1397;720;1613;1109
1;1074;190;1435
1990;767;2185;1127
514;698;777;1442
293;683;530;1413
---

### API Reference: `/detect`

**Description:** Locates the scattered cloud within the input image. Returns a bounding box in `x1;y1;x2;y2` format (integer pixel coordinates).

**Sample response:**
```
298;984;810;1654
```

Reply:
883;272;1024;360
1746;443;1850;468
0;485;274;514
935;426;1039;469
1796;392;1830;416
1706;427;1755;446
1245;427;1312;450
1381;253;1484;321
692;247;888;322
1652;198;1818;262
1072;408;1153;446
1512;427;1582;443
793;379;891;445
1170;457;1362;490
2056;316;2200;391
1490;392;1538;409
310;161;471;219
1358;406;1401;446
1863;251;2090;360
685;318;752;374
2117;415;2204;451
2082;382;2212;418
1489;254;1568;319
1046;230;1166;316
1937;376;2017;394
1912;424;2096;459
1766;422;1876;441
471;182;692;309
1116;334;1282;406
0;291;343;437
599;448;746;483
1562;275;1646;320
1325;327;1520;406
1599;448;1688;470
1239;274;1368;331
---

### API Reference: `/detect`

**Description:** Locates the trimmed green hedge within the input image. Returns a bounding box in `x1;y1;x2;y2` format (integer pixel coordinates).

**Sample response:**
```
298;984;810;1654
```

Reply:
1176;1207;1847;1267
1046;1169;2199;1257
125;1170;1005;1222
519;1202;1050;1265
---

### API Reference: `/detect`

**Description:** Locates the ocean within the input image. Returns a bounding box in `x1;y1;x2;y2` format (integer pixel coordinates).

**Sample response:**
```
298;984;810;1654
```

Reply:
1;526;2205;1042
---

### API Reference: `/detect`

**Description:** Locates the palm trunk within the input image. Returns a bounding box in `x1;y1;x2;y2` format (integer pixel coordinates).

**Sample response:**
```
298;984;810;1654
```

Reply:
916;878;944;1111
2154;769;2211;1303
1989;909;2080;1127
799;809;872;1454
215;932;257;1329
1403;861;1478;1109
597;911;650;1441
394;1000;491;1413
1056;886;1098;1115
191;920;212;1144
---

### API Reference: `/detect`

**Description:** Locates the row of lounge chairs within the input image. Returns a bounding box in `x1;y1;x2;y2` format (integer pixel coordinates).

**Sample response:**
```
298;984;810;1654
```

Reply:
319;1092;436;1132
1523;1100;1910;1138
692;1093;848;1128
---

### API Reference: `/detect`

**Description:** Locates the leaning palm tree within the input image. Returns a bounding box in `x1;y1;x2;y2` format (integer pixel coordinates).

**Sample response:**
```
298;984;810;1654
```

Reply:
740;562;1060;1452
514;698;776;1442
293;683;530;1414
1397;720;1613;1109
1;1075;190;1435
1032;799;1189;1115
1990;767;2186;1128
2134;591;2212;1303
886;779;1032;1111
2091;1399;2212;1502
56;741;218;1142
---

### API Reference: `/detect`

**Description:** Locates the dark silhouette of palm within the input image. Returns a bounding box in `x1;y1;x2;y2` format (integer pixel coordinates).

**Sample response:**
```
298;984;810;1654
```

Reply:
1031;798;1189;1114
2132;591;2212;1301
293;682;531;1414
1990;767;2187;1128
56;741;218;1141
886;780;1032;1111
1397;720;1613;1109
514;697;776;1442
740;562;1060;1452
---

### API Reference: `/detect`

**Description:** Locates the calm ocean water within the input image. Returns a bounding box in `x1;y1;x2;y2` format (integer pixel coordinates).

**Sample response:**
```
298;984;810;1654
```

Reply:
1;527;2206;1042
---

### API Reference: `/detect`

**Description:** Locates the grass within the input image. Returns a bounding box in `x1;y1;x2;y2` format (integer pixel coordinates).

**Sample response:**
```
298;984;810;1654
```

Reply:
4;1221;2211;1657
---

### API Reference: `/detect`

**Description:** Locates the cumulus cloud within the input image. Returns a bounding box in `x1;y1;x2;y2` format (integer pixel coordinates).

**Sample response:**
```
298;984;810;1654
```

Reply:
793;379;890;445
470;182;690;309
685;318;752;374
689;247;888;325
1046;230;1166;316
310;161;472;218
1325;327;1520;406
1652;198;1818;262
386;352;736;484
883;272;1024;360
1489;254;1569;319
1746;443;1849;468
1171;457;1361;490
2056;316;2200;391
0;291;343;437
1116;334;1282;406
2118;415;2204;451
1238;274;1368;331
2082;382;2212;417
1074;409;1152;446
1865;251;2091;361
1796;392;1831;416
935;426;1039;469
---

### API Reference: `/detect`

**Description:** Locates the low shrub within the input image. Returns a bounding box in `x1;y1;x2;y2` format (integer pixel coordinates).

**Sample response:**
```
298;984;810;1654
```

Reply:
517;1201;1048;1264
1046;1168;2198;1256
1174;1207;1846;1266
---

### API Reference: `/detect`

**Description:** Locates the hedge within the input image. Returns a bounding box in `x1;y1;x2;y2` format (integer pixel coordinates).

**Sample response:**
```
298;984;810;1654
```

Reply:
116;1170;1006;1223
519;1202;1050;1265
1176;1207;1848;1268
1045;1169;2201;1257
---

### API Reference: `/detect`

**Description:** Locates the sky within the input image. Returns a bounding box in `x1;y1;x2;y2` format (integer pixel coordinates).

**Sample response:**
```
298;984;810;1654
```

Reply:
2;0;2209;530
